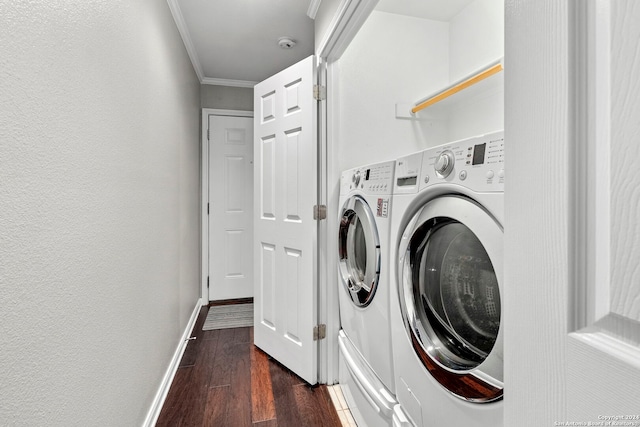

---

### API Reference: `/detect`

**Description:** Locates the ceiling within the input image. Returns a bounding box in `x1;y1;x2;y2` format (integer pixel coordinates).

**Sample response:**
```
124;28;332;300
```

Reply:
168;0;478;87
168;0;315;87
375;0;476;21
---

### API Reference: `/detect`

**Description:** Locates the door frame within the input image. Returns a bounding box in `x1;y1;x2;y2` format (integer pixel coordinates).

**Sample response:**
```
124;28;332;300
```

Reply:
201;108;254;303
316;0;380;384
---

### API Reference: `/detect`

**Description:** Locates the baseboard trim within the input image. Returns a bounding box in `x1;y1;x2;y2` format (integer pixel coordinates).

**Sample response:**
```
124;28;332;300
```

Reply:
142;297;204;427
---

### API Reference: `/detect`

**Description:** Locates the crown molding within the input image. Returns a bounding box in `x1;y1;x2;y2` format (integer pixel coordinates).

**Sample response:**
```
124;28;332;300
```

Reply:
167;0;204;82
201;78;257;88
307;0;322;19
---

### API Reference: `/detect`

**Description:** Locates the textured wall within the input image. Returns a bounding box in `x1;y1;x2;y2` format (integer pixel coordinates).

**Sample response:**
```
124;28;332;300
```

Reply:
201;84;254;110
0;0;201;425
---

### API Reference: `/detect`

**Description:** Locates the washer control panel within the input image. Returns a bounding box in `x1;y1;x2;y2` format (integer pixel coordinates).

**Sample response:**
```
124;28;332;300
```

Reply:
420;130;504;193
340;160;395;195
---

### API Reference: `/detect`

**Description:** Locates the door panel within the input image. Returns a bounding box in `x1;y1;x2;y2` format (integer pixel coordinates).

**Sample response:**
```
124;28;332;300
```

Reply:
208;115;254;301
505;0;640;423
567;0;640;418
253;55;318;384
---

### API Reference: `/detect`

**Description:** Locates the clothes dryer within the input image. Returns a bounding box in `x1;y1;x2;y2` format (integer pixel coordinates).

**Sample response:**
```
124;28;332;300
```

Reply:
338;160;397;427
390;132;505;427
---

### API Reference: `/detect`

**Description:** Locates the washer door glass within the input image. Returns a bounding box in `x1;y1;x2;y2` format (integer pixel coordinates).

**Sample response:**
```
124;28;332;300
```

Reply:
398;195;503;402
410;219;500;368
338;196;380;307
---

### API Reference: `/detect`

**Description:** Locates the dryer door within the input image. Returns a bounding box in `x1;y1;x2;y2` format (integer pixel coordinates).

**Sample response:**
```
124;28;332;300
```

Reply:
398;195;503;402
338;196;381;307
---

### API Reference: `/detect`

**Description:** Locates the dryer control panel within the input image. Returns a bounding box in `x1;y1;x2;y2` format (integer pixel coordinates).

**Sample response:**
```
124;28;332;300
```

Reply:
340;160;395;195
420;130;504;193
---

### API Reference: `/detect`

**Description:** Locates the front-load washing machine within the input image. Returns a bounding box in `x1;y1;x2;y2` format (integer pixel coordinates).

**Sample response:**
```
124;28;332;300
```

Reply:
338;160;398;427
390;131;505;427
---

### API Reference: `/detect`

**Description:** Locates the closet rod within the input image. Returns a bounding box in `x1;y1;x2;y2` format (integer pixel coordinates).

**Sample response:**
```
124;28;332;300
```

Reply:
411;59;503;114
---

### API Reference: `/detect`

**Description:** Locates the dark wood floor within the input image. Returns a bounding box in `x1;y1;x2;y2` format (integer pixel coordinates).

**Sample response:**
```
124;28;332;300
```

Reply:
156;306;343;427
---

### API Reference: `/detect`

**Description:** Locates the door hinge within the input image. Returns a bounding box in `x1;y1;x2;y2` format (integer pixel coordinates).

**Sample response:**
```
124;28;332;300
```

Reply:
313;204;327;220
207;128;210;141
313;324;326;341
207;203;210;215
207;276;209;289
313;84;326;101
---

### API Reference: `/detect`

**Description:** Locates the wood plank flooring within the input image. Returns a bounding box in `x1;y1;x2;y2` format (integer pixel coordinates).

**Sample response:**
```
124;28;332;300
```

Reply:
156;306;343;427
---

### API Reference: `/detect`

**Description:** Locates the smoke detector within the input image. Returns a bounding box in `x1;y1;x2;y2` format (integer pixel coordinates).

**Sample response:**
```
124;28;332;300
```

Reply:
278;37;297;49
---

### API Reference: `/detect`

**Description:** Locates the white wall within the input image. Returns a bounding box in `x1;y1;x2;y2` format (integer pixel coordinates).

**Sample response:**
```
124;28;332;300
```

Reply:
337;11;450;172
449;0;504;82
446;0;504;141
336;0;504;171
0;0;201;425
201;84;253;110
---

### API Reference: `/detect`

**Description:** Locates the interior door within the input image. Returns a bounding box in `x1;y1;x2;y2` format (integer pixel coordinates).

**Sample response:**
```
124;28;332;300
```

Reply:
253;55;318;384
208;114;254;301
505;0;640;424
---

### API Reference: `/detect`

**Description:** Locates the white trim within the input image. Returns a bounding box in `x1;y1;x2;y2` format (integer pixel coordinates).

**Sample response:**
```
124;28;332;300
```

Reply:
308;0;322;19
167;0;204;82
143;298;204;427
314;0;376;385
324;60;341;384
571;0;611;330
317;59;330;384
201;109;255;303
204;109;254;118
316;0;379;61
201;77;258;88
570;330;640;371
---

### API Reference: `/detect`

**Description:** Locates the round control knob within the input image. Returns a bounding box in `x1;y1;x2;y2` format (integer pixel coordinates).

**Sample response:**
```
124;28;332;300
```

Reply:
434;150;455;178
353;171;361;187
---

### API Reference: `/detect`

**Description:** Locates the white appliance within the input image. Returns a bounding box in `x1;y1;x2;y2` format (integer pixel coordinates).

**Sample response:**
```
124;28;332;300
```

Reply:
390;132;505;427
337;160;398;427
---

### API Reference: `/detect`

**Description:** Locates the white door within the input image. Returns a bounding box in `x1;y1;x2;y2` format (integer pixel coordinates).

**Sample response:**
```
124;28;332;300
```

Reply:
253;55;318;384
506;0;640;424
208;114;254;301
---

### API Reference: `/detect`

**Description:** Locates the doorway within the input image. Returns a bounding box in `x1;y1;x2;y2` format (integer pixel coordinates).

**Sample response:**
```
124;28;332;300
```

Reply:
202;110;254;302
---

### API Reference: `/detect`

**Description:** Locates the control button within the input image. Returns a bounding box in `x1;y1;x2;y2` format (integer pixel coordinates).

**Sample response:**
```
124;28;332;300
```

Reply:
498;169;505;179
424;175;430;184
459;170;467;181
354;171;361;187
486;170;495;179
